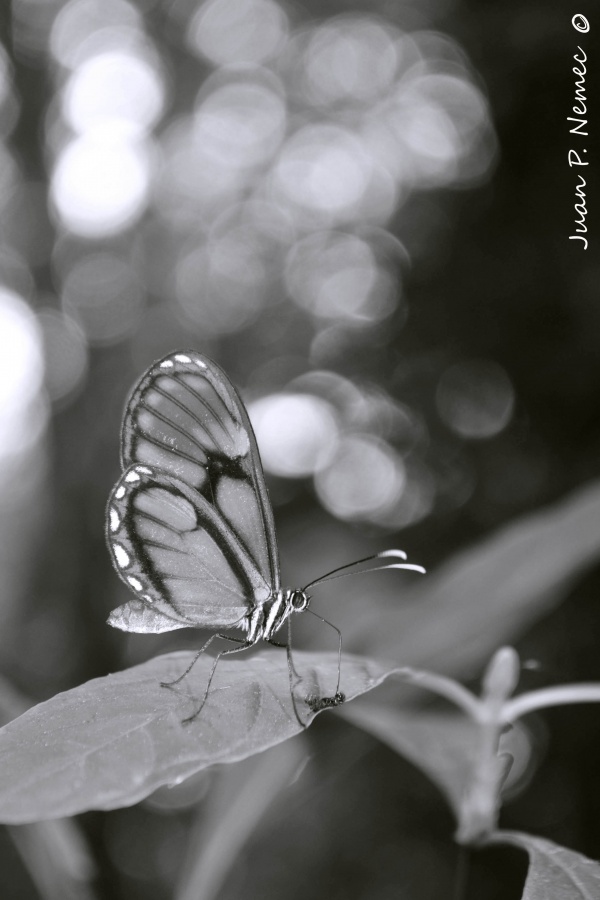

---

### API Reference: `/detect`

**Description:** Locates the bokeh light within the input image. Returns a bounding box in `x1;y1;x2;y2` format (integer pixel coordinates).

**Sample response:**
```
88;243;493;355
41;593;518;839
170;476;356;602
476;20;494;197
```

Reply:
0;43;19;139
272;124;373;225
38;308;88;403
315;434;406;522
50;132;152;237
0;145;20;215
285;232;397;322
249;393;339;478
301;16;400;107
0;288;46;460
194;75;287;172
62;49;165;138
174;235;269;337
60;252;144;345
50;0;144;69
187;0;289;67
436;360;515;439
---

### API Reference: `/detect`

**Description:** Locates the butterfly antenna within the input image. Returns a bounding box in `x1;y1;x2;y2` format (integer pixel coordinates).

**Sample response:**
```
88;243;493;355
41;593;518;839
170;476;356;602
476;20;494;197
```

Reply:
303;549;406;589
303;549;425;591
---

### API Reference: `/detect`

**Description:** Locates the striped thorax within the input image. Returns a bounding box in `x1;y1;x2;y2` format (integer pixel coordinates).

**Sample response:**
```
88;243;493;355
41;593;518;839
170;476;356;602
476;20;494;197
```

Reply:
246;589;310;643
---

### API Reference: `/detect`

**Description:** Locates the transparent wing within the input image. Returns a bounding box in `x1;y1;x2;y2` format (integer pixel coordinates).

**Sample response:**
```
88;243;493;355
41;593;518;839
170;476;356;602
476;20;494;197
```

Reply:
106;465;272;634
120;351;279;591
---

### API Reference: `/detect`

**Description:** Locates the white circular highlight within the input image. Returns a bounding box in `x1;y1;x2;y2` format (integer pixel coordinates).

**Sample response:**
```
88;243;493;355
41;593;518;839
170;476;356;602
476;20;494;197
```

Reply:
62;49;165;138
248;393;339;478
315;435;406;522
187;0;288;66
50;132;151;237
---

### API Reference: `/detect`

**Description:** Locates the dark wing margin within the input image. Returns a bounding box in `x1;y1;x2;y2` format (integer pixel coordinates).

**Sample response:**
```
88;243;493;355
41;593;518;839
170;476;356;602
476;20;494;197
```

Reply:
120;351;280;591
106;464;272;633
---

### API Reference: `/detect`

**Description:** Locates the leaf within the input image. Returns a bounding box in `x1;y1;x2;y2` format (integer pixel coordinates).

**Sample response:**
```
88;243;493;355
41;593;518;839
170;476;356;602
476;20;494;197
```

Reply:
7;818;98;900
340;702;477;819
0;650;398;823
175;738;308;900
340;702;532;829
351;480;600;677
487;831;600;899
0;674;99;898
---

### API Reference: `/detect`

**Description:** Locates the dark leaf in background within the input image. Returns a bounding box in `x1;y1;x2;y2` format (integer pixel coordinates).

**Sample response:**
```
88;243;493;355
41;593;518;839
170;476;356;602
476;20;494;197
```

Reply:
173;738;308;900
487;831;600;900
350;481;600;677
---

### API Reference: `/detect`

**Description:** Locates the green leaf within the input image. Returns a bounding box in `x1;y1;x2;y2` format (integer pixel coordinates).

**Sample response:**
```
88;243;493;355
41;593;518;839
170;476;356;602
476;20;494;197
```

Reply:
487;831;600;899
0;650;397;823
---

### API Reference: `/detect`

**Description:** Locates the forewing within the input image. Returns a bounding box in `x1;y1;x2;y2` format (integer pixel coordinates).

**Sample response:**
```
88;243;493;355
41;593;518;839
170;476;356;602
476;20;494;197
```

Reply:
121;351;279;590
106;465;272;634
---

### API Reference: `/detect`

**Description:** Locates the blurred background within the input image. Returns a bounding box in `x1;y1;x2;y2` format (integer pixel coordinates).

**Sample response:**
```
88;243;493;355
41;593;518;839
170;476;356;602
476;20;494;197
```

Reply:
0;0;598;897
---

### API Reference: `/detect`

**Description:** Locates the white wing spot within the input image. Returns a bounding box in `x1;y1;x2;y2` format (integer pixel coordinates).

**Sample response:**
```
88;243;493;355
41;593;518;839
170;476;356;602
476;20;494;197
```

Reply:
194;358;207;369
136;466;152;475
160;360;174;368
109;507;120;532
114;485;126;500
125;470;141;483
142;594;154;604
174;354;192;363
113;544;130;568
127;576;143;591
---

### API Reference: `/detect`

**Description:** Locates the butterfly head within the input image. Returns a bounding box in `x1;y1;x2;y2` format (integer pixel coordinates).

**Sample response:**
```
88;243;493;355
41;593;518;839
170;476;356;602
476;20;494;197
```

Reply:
289;589;310;613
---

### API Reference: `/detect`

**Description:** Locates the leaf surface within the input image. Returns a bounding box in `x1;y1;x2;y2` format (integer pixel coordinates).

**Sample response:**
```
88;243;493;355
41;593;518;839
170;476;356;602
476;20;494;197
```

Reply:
488;831;600;899
340;701;531;827
175;739;307;900
0;650;396;823
351;481;600;676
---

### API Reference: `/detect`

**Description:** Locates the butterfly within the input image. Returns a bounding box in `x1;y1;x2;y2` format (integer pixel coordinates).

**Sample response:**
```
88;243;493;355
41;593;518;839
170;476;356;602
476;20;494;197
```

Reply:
105;351;425;723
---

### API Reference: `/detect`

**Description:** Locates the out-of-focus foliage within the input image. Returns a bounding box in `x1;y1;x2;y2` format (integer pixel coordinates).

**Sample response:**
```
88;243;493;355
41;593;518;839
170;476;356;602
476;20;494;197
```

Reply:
0;0;599;896
486;832;600;900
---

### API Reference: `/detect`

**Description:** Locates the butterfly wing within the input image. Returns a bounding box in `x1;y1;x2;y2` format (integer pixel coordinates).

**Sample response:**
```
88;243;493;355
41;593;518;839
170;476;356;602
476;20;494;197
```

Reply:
120;351;279;592
106;464;272;633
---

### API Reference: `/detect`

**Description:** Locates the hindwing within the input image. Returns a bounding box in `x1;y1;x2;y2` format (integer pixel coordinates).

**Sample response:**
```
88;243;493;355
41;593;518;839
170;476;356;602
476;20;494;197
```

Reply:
106;464;272;633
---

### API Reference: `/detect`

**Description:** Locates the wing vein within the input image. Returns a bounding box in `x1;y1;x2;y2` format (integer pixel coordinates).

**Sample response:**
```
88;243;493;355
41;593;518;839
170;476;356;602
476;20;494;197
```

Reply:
136;403;213;458
151;378;234;451
170;374;235;440
142;539;189;554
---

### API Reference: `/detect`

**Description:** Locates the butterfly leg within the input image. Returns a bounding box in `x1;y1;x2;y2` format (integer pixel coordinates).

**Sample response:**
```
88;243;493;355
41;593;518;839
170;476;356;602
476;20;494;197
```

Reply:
181;637;257;725
264;634;308;727
305;609;344;702
160;632;231;688
265;638;300;675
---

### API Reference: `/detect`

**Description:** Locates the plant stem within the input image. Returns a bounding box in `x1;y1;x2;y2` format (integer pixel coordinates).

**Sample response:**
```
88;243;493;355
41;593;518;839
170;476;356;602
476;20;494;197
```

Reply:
503;683;600;722
453;845;471;900
394;668;481;719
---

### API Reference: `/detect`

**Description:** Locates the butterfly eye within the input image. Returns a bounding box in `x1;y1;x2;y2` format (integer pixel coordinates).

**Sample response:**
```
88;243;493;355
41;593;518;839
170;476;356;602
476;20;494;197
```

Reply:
291;590;309;612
